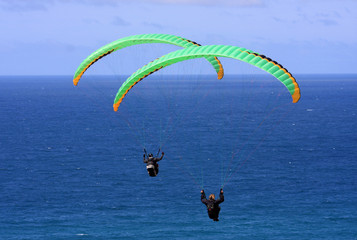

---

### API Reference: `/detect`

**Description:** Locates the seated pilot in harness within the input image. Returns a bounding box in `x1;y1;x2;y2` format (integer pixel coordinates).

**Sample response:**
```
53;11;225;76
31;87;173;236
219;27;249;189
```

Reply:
143;149;164;177
201;188;224;221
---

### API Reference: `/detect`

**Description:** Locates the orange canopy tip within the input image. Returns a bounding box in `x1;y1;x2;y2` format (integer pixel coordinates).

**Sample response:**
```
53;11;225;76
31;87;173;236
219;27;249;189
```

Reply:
215;56;224;80
292;90;301;103
217;72;223;80
217;66;224;80
73;74;82;86
113;103;119;112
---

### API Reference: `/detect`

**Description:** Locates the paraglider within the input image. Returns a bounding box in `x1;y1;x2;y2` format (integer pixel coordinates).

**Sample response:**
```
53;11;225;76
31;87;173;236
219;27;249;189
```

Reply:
72;34;225;181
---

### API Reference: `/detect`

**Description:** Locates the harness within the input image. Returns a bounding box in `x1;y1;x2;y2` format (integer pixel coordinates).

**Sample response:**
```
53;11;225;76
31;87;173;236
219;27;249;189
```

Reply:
206;202;215;211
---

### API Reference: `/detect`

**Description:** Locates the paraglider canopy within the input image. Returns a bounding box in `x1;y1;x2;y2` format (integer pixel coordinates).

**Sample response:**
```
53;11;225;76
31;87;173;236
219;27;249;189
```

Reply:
113;45;300;111
73;34;224;86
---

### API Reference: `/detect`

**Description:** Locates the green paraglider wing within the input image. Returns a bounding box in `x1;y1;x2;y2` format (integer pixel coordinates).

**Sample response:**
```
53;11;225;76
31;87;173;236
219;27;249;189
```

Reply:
113;45;300;111
73;34;224;85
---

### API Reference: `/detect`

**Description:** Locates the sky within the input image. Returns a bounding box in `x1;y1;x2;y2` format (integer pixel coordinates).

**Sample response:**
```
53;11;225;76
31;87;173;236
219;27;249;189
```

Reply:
0;0;356;75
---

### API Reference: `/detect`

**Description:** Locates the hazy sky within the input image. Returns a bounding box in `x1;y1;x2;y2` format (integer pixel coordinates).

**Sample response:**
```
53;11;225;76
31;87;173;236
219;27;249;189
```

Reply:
1;0;356;75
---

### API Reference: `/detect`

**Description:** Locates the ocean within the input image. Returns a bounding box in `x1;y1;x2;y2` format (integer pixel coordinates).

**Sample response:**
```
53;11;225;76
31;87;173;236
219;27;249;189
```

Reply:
0;74;356;239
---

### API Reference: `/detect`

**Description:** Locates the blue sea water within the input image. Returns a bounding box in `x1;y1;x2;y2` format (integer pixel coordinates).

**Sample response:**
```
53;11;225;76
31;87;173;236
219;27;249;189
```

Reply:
0;74;356;239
